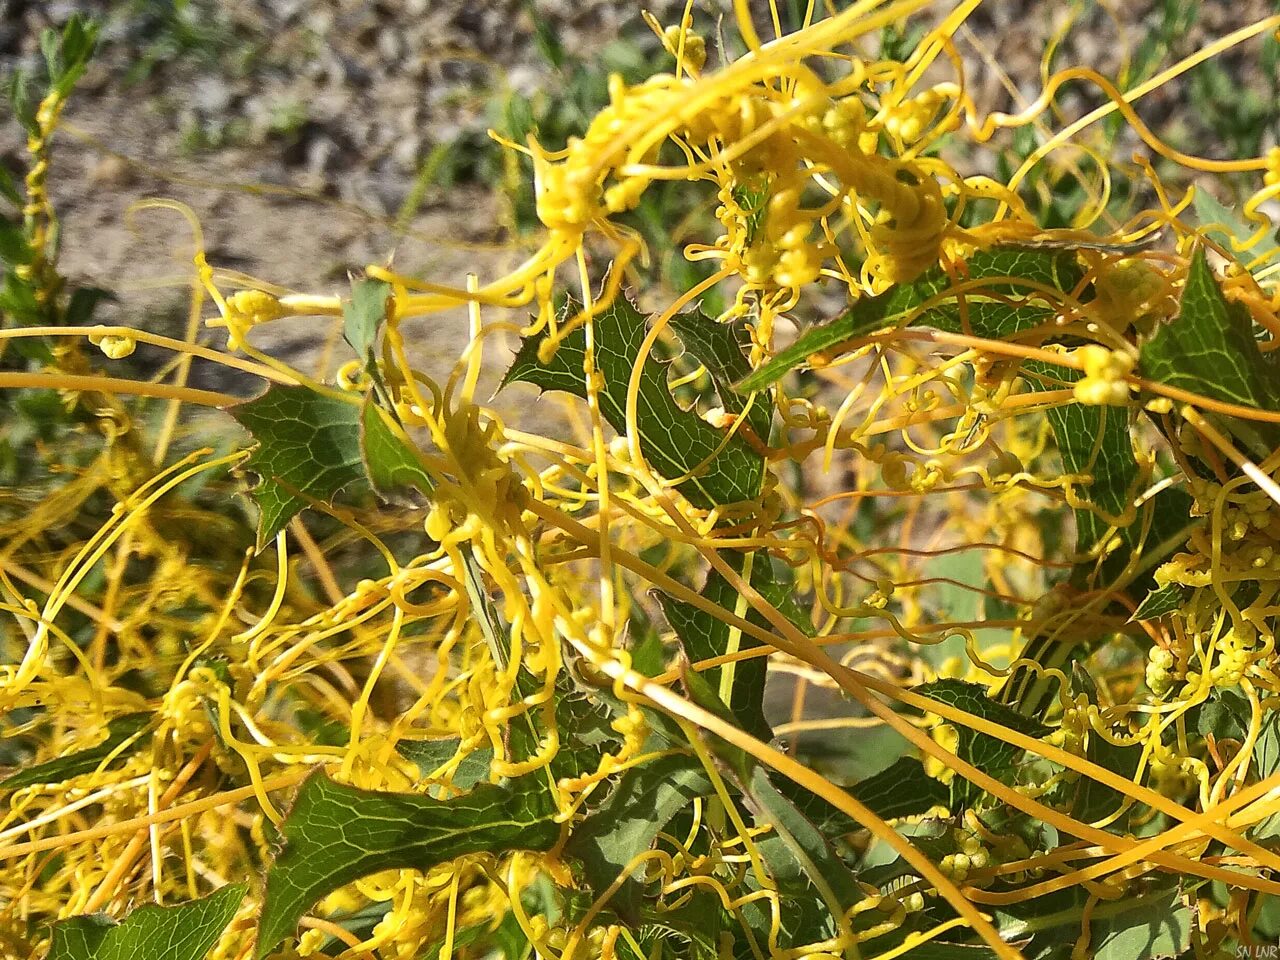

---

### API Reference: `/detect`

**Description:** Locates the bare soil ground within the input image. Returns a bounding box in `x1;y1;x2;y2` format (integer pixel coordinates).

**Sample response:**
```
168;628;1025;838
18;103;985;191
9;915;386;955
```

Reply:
2;0;1277;404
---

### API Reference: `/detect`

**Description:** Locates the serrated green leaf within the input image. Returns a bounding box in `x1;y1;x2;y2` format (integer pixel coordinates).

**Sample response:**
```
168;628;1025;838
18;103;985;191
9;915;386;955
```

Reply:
657;552;809;743
565;752;711;924
393;737;492;791
914;679;1049;807
228;385;366;549
1;713;150;791
258;773;559;958
502;296;764;508
667;310;770;442
529;684;621;782
632;896;722;960
359;401;433;500
737;248;1084;392
48;883;245;960
1141;246;1280;412
749;770;861;905
1131;583;1186;621
1193;189;1280;270
342;279;391;363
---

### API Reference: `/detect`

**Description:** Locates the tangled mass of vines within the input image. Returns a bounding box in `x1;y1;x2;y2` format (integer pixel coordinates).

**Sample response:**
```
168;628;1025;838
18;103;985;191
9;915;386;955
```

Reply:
4;2;1280;958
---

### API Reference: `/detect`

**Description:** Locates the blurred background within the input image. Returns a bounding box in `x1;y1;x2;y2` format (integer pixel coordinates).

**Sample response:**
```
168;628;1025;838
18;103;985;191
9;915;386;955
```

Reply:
0;0;1277;397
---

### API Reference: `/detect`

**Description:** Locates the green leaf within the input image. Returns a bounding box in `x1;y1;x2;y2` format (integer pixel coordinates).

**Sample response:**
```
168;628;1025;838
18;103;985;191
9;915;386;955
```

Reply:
0;165;21;207
657;552;809;743
8;71;37;135
1193;189;1280;270
0;270;43;324
0;219;32;265
359;401;433;500
63;287;114;327
875;946;1001;960
48;883;245;960
1066;732;1143;826
502;295;764;508
1;713;150;791
48;17;100;99
1141;246;1280;412
393;737;492;791
631;896;722;960
1196;688;1249;742
737;248;1084;392
565;752;711;924
998;882;1191;960
258;773;559;958
749;770;862;906
1022;363;1139;555
524;0;567;69
1131;583;1186;621
1246;708;1280;840
228;385;366;549
914;679;1049;807
667;310;771;442
342;279;391;364
769;756;946;841
629;627;667;678
742;765;862;948
850;756;949;821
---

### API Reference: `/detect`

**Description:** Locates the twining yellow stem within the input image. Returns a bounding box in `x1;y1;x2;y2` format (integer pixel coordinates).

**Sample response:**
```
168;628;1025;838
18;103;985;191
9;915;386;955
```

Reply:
0;371;237;407
647;498;1280;884
565;633;1019;960
0;327;291;382
81;741;214;913
993;15;1280;209
0;767;309;861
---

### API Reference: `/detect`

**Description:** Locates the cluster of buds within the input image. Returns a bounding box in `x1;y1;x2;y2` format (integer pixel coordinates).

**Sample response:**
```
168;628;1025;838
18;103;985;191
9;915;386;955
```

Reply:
1071;345;1135;406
